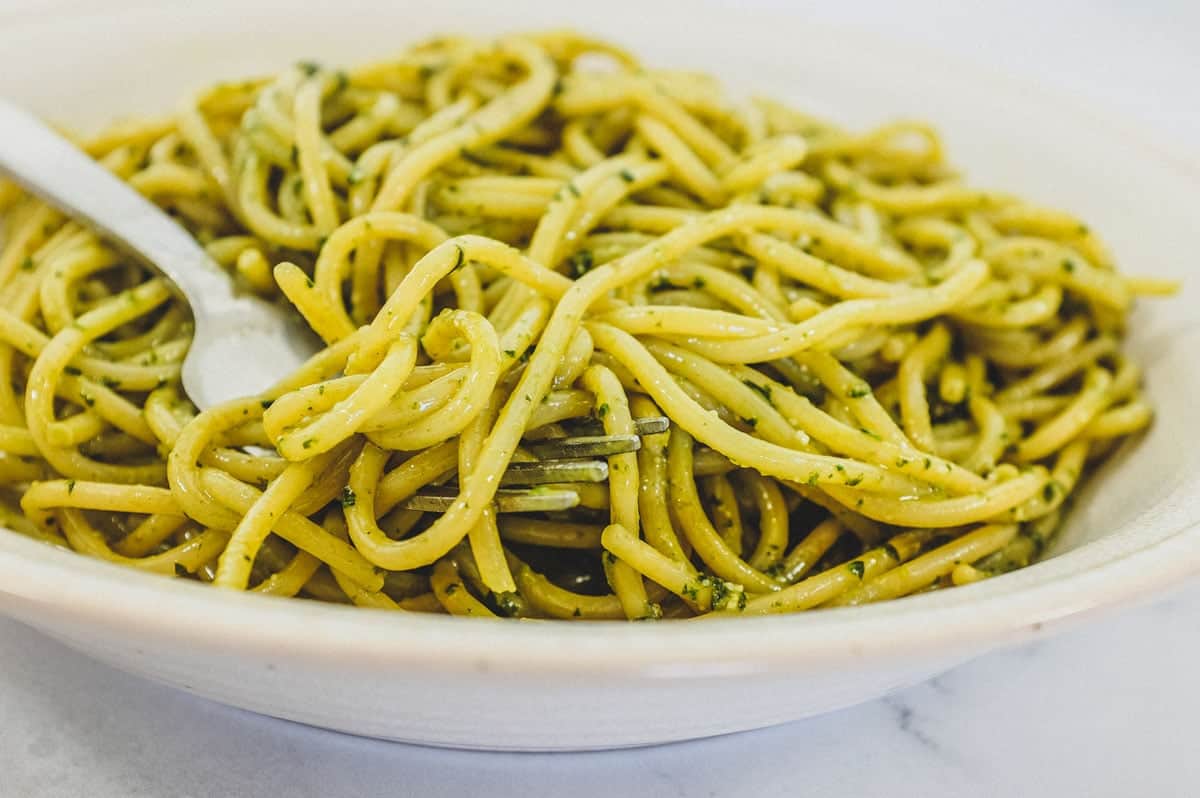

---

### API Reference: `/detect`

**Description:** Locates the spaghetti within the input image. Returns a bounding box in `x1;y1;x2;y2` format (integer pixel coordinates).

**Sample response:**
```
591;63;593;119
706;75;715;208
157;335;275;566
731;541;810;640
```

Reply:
0;32;1172;619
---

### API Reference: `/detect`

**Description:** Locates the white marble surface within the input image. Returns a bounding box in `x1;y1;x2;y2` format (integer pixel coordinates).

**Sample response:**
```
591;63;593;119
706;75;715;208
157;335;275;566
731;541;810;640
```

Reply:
2;1;1199;796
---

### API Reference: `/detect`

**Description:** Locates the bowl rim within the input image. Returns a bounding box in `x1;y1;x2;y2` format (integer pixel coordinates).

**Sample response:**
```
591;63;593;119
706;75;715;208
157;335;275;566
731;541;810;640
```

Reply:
1;4;1199;677
2;494;1198;675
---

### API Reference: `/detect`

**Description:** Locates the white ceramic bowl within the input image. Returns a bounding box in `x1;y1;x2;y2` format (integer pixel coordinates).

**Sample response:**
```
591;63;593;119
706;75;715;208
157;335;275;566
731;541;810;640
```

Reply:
1;0;1198;751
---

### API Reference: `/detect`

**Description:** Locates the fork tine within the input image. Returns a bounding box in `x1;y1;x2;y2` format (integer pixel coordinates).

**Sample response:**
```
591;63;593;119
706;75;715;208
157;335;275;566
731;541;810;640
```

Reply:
560;415;669;438
403;487;580;513
499;459;609;486
525;433;641;460
634;416;670;435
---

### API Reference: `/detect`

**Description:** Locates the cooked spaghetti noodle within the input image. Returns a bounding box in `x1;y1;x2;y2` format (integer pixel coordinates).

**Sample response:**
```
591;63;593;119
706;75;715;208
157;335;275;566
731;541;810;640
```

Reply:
0;32;1173;619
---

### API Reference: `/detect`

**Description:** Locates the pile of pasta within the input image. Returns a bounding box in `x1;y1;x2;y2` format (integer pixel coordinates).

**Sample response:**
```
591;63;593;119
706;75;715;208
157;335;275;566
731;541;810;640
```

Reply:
0;32;1172;619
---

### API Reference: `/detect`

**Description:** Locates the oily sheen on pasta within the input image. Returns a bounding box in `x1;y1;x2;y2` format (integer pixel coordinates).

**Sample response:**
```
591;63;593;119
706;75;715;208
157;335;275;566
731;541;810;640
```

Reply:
0;32;1172;619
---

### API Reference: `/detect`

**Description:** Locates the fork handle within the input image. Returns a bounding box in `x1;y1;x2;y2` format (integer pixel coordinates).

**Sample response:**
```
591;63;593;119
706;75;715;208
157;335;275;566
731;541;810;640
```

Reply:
0;99;236;320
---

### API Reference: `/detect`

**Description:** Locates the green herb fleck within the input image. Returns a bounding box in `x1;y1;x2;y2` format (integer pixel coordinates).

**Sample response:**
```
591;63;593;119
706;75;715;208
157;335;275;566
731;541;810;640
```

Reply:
598;403;609;418
492;591;521;617
638;602;664;620
19;257;34;271
66;479;76;495
302;438;315;449
63;365;82;376
567;249;594;278
340;486;357;508
848;560;865;579
743;380;772;403
618;169;636;183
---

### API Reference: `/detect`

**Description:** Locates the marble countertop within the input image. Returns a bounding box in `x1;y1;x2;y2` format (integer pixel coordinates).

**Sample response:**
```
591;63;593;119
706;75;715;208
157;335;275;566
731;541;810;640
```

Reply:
2;2;1198;796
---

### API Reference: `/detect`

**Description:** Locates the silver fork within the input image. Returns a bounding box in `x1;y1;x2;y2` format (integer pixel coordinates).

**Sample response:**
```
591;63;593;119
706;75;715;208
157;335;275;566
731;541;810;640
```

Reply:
0;99;316;410
404;416;670;512
0;100;665;508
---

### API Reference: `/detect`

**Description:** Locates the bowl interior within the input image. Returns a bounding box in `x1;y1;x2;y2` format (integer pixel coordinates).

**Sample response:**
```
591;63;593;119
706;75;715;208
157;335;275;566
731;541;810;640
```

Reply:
0;0;1198;603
